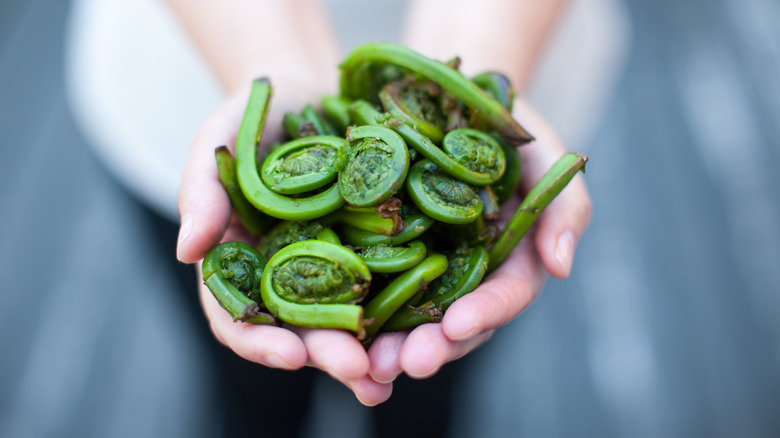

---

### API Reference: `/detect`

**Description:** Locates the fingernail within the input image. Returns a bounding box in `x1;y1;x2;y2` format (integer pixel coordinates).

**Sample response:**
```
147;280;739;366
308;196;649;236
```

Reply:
178;214;193;248
555;231;575;277
355;393;377;407
263;353;292;369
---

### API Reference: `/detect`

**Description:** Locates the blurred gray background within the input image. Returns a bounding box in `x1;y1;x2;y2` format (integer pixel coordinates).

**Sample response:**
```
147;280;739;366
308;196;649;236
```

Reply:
1;0;779;437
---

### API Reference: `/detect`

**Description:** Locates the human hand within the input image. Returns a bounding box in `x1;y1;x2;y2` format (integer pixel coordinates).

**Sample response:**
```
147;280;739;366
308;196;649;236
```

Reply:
176;89;393;406
365;100;592;383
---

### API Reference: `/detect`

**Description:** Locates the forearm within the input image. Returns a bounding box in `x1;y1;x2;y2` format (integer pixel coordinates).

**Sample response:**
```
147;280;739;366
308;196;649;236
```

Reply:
402;0;568;92
164;0;341;103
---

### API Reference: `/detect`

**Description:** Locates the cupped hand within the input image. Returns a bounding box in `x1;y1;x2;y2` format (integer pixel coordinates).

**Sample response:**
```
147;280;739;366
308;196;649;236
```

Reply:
367;100;592;383
176;89;392;407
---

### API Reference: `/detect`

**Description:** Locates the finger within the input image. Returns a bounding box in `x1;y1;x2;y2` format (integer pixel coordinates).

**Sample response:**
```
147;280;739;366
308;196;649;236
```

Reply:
367;331;408;384
293;327;370;382
442;234;546;341
177;94;247;263
340;375;394;407
399;323;492;379
199;281;308;369
512;100;592;278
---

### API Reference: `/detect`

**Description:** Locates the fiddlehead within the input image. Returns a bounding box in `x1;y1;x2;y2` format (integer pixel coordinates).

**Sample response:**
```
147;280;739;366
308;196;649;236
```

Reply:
362;252;448;339
261;240;372;336
442;128;506;184
356;240;427;273
323;200;405;237
490;136;523;205
382;245;488;331
202;241;276;325
488;152;588;271
471;71;515;114
215;146;277;235
339;208;435;247
338;125;410;207
260;135;348;195
236;78;345;220
470;72;523;205
339;43;534;145
379;79;448;143
282;104;338;139
320;95;353;135
351;100;500;186
200;45;592;340
406;159;483;224
256;220;338;262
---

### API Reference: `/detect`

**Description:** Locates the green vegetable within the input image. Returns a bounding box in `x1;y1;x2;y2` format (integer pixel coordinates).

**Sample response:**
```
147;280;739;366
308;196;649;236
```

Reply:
356;240;427;273
339;125;409;207
351;100;500;186
201;44;588;339
215;146;276;235
236;79;345;220
362;252;448;338
406;159;483;224
339;42;534;145
261;240;372;336
260;135;348;195
383;245;488;330
202;241;276;325
488;152;588;271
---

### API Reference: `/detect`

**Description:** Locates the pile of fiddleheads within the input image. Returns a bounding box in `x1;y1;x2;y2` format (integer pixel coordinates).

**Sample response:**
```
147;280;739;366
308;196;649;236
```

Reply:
202;43;587;341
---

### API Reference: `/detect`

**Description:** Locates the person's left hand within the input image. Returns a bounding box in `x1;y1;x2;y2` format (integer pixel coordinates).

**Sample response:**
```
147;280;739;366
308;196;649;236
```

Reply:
365;100;592;383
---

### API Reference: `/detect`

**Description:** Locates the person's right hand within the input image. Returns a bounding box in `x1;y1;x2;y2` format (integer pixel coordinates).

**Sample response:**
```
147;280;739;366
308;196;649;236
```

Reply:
175;88;394;407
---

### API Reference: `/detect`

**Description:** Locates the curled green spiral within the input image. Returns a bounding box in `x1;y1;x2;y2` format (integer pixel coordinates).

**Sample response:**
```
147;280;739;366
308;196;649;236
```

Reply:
236;78;345;220
339;125;410;207
260;135;348;195
260;240;372;335
202;241;276;325
406;159;483;224
351;100;499;186
379;80;447;143
442;128;506;184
